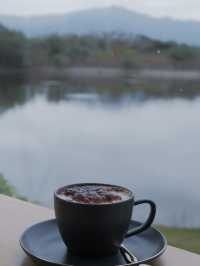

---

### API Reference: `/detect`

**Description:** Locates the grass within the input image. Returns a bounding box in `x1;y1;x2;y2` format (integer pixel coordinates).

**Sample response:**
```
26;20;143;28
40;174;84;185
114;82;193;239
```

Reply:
0;174;199;254
157;225;200;255
0;173;27;201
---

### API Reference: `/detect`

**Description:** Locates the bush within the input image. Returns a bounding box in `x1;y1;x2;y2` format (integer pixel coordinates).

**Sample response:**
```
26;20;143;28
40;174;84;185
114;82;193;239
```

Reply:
169;45;196;62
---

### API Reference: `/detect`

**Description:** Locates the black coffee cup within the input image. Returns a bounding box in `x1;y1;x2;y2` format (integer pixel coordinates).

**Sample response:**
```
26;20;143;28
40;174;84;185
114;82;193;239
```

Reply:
54;183;156;257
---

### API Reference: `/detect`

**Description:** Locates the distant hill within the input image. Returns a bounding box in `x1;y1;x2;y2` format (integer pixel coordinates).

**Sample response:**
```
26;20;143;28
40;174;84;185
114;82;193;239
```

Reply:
0;6;200;46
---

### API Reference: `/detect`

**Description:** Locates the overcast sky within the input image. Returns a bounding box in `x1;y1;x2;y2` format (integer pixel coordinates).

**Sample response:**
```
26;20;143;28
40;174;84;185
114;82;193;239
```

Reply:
0;0;199;21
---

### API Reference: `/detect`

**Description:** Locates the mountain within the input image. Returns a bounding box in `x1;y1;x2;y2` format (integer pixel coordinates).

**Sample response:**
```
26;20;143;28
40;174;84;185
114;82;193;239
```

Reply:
0;6;200;46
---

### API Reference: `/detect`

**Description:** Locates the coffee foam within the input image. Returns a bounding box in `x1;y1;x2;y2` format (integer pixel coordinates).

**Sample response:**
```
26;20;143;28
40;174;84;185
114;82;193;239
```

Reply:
58;184;131;204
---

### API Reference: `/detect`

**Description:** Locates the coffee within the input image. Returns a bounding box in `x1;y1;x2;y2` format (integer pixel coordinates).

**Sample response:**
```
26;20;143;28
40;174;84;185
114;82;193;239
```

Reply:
55;183;156;256
59;184;130;204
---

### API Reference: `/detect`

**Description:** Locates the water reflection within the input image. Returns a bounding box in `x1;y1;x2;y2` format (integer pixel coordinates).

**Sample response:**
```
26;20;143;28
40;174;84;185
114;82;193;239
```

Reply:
0;76;200;227
1;76;200;112
0;74;28;112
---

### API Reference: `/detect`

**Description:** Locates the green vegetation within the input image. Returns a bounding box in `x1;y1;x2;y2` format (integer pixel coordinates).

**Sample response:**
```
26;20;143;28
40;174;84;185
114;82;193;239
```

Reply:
157;225;200;255
0;27;27;68
168;45;197;62
1;25;200;70
0;173;27;201
22;35;200;69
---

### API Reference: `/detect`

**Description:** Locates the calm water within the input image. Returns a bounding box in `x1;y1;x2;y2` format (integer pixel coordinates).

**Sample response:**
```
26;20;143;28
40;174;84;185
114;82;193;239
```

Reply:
0;76;200;227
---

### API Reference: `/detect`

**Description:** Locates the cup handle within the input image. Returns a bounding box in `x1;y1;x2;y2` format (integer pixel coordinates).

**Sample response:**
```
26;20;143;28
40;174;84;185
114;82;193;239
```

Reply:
125;199;156;238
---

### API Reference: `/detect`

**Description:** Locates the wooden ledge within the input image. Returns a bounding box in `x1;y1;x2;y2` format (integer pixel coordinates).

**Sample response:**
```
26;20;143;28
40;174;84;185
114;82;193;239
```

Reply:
0;195;199;266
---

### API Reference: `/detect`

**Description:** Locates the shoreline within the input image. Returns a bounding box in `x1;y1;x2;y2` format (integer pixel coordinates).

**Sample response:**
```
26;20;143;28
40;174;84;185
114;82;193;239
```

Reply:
1;67;200;80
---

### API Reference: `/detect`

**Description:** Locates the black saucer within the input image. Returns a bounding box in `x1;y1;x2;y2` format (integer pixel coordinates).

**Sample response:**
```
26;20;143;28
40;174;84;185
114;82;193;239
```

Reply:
20;219;167;266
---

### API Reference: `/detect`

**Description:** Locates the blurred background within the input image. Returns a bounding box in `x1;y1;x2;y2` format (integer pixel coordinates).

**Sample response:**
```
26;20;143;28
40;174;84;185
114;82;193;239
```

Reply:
0;0;200;253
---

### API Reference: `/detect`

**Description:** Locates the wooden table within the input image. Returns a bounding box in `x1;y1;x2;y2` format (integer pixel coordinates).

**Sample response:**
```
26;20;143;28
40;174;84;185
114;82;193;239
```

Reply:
0;195;199;266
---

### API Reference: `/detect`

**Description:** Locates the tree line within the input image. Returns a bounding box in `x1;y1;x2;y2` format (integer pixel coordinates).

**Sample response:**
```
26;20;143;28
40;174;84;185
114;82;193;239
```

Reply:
0;25;200;70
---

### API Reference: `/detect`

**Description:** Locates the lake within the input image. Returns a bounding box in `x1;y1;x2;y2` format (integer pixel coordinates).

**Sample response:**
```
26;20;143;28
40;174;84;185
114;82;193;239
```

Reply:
0;75;200;227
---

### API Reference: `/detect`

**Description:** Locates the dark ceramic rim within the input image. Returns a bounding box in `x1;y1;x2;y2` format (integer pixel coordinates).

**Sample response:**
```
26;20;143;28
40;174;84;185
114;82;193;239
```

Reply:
54;183;134;206
19;219;167;266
